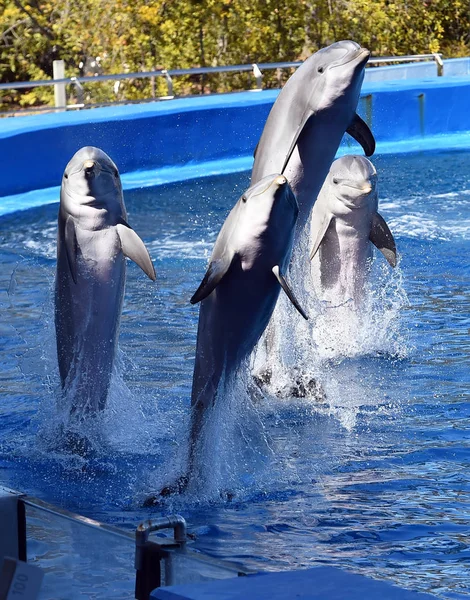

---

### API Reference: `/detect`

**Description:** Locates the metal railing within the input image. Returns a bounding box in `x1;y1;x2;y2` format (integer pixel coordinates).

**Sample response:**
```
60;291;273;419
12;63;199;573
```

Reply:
368;53;444;75
0;53;444;116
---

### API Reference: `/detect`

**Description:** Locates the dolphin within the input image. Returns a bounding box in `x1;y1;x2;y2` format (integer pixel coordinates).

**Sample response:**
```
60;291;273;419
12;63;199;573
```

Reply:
151;174;307;497
55;146;155;424
251;40;375;232
309;155;396;306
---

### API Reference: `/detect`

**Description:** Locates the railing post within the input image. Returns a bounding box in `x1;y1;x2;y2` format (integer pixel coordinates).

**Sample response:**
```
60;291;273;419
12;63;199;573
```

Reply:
433;53;444;76
162;70;174;98
252;63;263;90
70;77;84;106
52;59;66;111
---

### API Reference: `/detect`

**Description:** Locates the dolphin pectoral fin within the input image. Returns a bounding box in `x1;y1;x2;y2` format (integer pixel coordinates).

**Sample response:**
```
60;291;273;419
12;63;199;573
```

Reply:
309;214;333;260
281;111;312;174
272;265;308;320
370;212;397;267
65;216;78;284
346;113;376;157
116;221;156;281
190;254;233;304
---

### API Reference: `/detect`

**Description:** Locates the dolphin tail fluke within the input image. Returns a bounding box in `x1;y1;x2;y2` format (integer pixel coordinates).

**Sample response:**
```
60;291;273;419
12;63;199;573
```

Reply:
65;216;78;284
116;220;156;281
370;212;397;267
346;113;376;157
272;265;308;320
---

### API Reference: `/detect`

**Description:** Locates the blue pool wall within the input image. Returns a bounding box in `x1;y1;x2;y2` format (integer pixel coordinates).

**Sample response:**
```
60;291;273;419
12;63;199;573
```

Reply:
1;73;470;203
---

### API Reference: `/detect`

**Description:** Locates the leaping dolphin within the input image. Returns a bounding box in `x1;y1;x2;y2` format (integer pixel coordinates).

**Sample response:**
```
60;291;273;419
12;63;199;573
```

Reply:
55;146;155;425
251;40;375;231
150;175;307;498
309;155;396;306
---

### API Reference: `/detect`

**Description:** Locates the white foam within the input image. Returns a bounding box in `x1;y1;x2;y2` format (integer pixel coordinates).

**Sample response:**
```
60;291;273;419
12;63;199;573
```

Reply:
389;214;470;240
252;224;410;432
147;236;213;260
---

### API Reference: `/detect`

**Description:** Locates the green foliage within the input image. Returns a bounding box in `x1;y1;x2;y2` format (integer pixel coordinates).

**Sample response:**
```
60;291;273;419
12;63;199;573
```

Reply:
1;0;469;111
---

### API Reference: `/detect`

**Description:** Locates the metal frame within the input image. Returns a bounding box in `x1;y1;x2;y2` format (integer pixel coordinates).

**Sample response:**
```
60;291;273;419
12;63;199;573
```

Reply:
0;488;250;600
0;53;444;115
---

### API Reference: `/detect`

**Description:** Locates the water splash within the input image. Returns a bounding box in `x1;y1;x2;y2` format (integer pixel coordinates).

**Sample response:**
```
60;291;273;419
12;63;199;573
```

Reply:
253;226;409;431
144;364;275;505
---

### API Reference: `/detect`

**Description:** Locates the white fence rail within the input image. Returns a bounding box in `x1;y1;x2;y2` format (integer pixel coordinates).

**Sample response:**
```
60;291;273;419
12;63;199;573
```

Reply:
0;53;444;115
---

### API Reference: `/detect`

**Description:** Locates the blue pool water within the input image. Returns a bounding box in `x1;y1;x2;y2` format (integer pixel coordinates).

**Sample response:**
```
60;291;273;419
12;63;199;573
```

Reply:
0;150;469;598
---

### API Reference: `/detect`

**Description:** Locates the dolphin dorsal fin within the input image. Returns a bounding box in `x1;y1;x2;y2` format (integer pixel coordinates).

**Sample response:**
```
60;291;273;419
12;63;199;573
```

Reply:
116;219;156;281
346;113;376;157
310;212;333;260
65;216;78;284
369;212;397;267
190;253;234;304
272;265;308;320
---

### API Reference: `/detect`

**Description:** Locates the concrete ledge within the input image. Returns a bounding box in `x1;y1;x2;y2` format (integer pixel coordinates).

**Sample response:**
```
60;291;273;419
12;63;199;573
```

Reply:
151;566;437;600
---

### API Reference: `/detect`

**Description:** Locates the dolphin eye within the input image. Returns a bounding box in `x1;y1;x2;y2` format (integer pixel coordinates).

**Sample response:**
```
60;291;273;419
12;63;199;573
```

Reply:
242;195;247;203
318;66;324;73
113;168;119;177
64;173;69;179
333;178;339;185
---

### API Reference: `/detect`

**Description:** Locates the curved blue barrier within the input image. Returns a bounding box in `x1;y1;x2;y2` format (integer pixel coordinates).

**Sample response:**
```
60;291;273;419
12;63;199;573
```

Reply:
1;77;470;211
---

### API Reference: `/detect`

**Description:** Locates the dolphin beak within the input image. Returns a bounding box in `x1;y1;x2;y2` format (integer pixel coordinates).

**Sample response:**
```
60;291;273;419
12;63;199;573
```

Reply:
342;180;374;194
83;160;100;178
357;48;370;66
353;48;370;69
275;175;287;186
334;47;370;70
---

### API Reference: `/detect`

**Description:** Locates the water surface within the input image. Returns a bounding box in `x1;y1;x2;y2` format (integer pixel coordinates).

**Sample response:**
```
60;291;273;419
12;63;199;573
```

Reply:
0;151;469;598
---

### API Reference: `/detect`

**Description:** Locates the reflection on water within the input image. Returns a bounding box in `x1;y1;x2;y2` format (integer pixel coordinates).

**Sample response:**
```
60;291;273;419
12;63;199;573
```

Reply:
0;152;470;597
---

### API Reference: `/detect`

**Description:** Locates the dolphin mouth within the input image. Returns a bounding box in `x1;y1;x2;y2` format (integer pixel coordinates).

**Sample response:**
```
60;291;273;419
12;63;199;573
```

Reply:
252;174;298;211
82;199;107;208
252;174;287;197
68;162;115;178
331;47;370;70
343;182;373;193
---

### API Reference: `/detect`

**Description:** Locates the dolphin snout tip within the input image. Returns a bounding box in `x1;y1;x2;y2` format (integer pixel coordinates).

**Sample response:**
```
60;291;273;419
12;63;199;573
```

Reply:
359;47;371;62
275;175;287;186
83;159;99;177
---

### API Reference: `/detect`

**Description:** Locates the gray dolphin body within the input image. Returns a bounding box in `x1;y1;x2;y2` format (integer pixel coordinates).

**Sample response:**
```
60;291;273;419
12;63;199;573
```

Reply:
251;40;375;232
55;146;155;421
188;175;307;475
309;155;396;306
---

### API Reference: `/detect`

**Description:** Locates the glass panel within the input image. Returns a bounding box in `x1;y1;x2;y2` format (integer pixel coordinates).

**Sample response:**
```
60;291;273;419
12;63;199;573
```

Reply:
24;500;243;599
163;551;242;587
25;503;135;600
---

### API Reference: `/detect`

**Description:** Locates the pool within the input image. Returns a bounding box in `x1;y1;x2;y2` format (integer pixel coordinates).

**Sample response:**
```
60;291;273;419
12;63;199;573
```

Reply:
0;150;469;598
